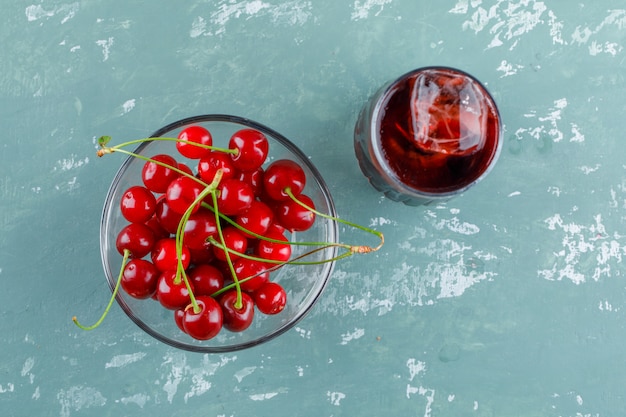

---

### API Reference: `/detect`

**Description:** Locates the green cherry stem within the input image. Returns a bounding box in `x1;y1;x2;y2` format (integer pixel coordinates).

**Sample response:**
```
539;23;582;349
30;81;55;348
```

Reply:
173;170;224;314
209;189;244;310
98;146;210;189
200;201;352;252
97;136;238;157
206;236;356;266
284;187;385;254
72;249;130;331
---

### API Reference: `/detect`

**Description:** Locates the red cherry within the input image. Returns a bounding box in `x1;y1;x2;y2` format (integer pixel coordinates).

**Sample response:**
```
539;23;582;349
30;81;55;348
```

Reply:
212;227;248;262
256;229;291;266
120;185;157;224
116;223;155;258
165;176;204;215
182;208;218;250
142;154;180;193
174;308;186;333
254;282;287;315
235;200;274;239
188;246;215;265
233;258;269;292
182;296;223;340
187;264;224;296
156;270;193;310
198;152;236;183
151;238;190;272
228;128;269;172
176;125;213;159
145;214;170;241
155;196;184;235
177;162;194;177
219;290;255;332
216;178;255;216
275;194;316;232
263;159;306;201
236;167;264;197
266;222;286;235
121;259;160;299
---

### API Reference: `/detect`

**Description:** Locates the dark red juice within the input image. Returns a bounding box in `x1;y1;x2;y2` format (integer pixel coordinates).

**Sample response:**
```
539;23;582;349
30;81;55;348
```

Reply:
377;68;501;194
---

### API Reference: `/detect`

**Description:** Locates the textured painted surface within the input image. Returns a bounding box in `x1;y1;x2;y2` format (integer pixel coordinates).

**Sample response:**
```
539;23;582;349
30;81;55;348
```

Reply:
1;0;626;416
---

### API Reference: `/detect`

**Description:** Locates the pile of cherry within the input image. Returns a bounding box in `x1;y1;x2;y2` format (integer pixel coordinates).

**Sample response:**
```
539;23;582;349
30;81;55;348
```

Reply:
114;125;318;341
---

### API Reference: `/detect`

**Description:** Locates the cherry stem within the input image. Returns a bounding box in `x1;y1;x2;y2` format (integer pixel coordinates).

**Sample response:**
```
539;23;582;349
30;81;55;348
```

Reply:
201;186;385;266
285;187;385;253
98;136;238;157
174;170;224;314
72;249;130;331
100;147;210;189
209;190;244;310
206;236;358;267
200;201;349;251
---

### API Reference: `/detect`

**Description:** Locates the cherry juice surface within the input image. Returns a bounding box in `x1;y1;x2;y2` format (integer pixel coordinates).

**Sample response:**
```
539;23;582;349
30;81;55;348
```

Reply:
377;68;500;194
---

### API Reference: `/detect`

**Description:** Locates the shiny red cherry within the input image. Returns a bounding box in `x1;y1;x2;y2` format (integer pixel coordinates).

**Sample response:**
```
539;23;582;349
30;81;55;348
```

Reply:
187;264;224;296
176;125;213;159
228;128;269;172
156;270;193;310
253;282;287;315
219;290;255;332
151;238;190;272
182;296;223;340
121;259;160;299
274;194;316;232
120;185;157;224
142;154;179;193
263;159;306;201
115;223;156;258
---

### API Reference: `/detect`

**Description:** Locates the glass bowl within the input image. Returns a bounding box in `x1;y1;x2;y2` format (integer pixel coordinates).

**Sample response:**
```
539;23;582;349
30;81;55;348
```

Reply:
100;115;338;352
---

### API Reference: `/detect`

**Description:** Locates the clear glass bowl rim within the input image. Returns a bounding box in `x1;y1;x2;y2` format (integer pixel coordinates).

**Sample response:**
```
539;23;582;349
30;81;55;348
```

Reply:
99;114;339;352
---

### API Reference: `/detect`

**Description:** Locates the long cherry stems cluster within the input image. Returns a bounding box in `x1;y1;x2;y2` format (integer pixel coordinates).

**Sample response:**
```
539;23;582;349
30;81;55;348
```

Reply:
73;135;384;330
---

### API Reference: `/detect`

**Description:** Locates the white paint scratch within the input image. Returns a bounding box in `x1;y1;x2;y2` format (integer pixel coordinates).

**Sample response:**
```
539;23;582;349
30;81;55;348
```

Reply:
327;391;346;406
191;0;312;37
105;352;147;369
572;9;626;55
250;392;279;401
579;164;600;175
234;366;257;383
318;237;499;316
54;155;89;172
452;2;624;55
407;358;426;381
340;328;365;345
0;383;15;394
295;326;311;339
25;3;79;24
516;98;584;144
57;386;106;417
539;213;625;284
121;99;136;114
96;37;114;61
450;0;548;50
21;357;35;377
119;393;150;408
351;0;392;21
432;217;480;235
496;59;524;77
159;352;236;403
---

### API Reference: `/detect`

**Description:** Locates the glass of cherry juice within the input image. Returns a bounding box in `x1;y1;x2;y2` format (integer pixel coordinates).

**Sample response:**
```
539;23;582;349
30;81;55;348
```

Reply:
354;66;502;206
